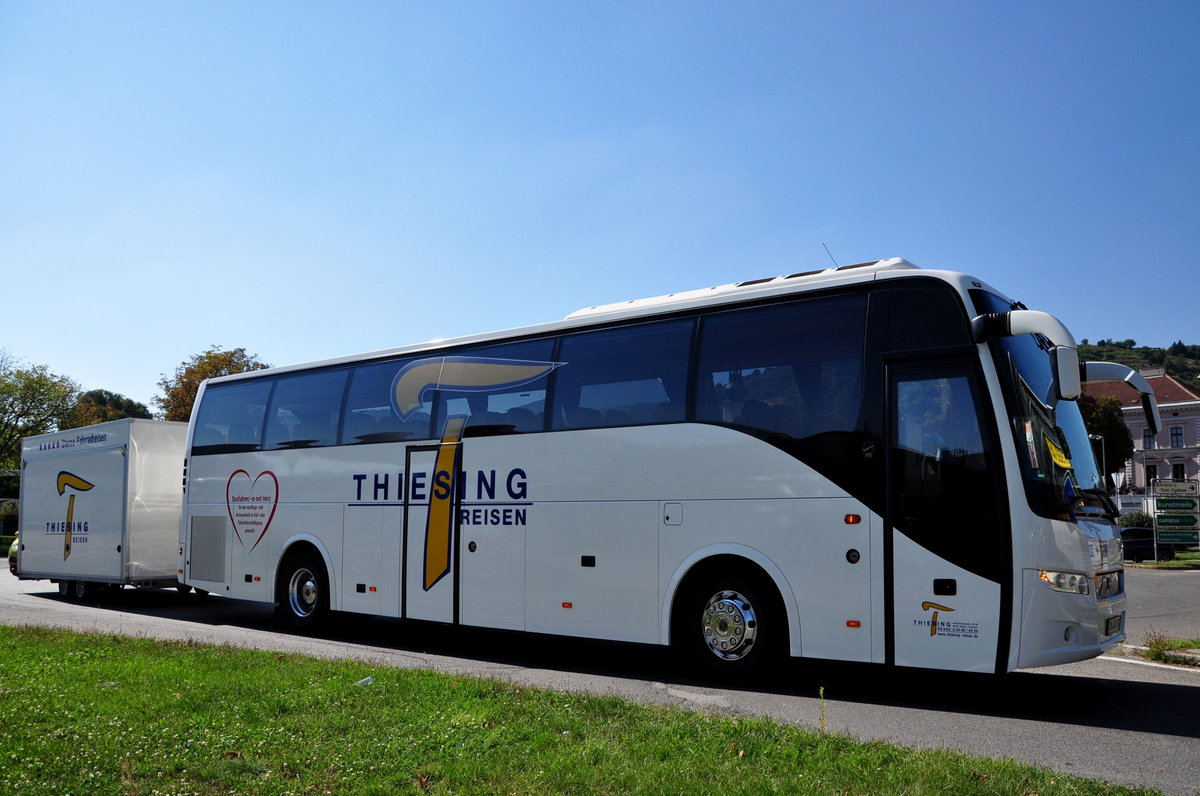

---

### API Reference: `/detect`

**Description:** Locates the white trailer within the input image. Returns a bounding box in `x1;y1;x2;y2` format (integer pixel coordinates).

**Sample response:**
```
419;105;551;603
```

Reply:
17;419;187;599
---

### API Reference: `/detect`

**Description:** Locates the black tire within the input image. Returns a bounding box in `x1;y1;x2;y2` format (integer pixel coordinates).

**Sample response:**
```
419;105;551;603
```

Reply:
176;583;193;595
680;573;782;676
73;580;91;601
58;580;73;599
275;550;329;630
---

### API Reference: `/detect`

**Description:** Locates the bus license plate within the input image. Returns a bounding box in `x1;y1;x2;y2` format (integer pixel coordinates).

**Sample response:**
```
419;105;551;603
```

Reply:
1105;615;1123;636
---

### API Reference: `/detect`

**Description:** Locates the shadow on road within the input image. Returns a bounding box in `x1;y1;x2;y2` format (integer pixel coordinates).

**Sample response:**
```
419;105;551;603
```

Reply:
34;585;1200;742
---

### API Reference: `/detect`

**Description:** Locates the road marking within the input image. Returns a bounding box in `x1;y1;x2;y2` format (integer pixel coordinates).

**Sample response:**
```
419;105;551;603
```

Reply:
1100;654;1200;673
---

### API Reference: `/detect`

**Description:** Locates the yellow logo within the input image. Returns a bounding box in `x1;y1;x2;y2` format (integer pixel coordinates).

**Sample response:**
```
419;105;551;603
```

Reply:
393;356;559;591
921;601;954;637
56;471;94;561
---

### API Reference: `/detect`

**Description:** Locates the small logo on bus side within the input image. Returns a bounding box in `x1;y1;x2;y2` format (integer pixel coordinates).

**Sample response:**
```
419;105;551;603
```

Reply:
920;601;953;637
912;601;981;640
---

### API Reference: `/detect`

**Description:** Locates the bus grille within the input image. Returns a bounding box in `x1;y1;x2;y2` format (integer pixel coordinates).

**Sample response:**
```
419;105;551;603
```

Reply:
189;516;226;583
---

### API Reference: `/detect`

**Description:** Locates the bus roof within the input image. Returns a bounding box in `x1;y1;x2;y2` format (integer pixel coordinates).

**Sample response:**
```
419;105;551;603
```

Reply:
201;257;1001;386
565;257;919;320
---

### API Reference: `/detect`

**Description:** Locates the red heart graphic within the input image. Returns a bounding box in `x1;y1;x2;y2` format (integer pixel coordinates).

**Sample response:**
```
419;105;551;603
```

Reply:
226;469;279;553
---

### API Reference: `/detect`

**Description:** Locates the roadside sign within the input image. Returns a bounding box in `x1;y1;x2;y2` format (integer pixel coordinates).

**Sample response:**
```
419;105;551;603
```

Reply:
1154;479;1199;496
1157;496;1198;511
1155;513;1199;529
1152;480;1200;553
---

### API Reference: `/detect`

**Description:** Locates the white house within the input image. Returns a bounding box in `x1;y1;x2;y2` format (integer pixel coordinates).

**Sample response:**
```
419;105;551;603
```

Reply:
1085;368;1200;495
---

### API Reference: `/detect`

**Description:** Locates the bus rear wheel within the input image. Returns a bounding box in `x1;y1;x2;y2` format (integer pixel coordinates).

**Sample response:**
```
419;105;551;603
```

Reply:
276;550;328;630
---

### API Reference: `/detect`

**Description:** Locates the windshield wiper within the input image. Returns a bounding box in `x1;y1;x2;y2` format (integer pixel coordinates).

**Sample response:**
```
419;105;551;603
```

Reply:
1080;487;1118;519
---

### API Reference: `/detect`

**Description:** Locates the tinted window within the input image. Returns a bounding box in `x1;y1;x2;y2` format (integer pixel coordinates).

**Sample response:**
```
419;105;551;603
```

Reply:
264;369;349;450
697;295;867;452
886;284;971;351
190;380;273;455
892;365;1001;580
342;358;434;444
552;319;693;430
436;339;556;437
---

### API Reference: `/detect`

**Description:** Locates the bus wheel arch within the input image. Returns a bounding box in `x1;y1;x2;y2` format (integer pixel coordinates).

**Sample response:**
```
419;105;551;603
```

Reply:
670;554;789;675
275;542;330;630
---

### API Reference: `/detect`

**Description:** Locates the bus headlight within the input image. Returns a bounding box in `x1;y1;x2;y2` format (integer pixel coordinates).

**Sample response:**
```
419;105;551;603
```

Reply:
1039;570;1090;595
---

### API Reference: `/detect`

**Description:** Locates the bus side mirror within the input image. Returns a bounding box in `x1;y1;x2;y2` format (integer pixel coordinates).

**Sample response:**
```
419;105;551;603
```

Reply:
1080;360;1161;435
1051;346;1081;401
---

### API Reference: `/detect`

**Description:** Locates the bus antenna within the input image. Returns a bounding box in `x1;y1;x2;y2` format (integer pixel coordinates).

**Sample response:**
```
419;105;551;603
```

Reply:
822;243;839;268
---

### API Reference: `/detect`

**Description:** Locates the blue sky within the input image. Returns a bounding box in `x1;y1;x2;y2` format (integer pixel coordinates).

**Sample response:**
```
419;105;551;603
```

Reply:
2;1;1198;408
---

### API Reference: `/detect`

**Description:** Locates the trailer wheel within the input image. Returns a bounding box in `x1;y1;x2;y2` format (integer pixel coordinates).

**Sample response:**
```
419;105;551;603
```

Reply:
276;550;328;630
73;580;91;601
58;580;72;599
176;583;193;595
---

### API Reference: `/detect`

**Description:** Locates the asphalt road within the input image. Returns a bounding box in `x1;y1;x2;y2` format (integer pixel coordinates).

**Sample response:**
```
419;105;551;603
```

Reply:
3;568;1198;795
1123;566;1200;643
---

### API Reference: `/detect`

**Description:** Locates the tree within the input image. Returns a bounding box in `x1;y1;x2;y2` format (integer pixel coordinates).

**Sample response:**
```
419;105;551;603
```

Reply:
59;389;152;430
0;350;79;471
155;346;271;421
1077;392;1134;481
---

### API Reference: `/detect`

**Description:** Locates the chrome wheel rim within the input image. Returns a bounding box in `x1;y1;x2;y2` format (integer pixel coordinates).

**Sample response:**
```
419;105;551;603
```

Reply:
701;589;757;661
288;567;319;618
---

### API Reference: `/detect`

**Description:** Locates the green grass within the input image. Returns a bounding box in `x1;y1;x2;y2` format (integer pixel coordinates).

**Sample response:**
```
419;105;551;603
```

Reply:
1142;631;1200;667
0;625;1154;795
1126;547;1200;569
1147;548;1200;569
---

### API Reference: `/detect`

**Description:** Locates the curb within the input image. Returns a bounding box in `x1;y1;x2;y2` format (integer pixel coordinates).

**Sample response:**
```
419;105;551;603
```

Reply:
1112;643;1200;666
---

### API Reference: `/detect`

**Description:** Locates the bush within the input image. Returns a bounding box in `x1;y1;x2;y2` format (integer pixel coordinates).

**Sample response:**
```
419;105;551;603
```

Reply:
1120;510;1153;528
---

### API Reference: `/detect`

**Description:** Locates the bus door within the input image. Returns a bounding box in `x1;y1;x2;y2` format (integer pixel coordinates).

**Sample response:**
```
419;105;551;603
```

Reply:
403;440;460;624
887;357;1007;673
402;431;528;629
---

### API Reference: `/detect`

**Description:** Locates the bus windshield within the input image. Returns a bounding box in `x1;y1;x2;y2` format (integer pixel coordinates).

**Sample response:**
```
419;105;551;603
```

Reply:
971;290;1105;519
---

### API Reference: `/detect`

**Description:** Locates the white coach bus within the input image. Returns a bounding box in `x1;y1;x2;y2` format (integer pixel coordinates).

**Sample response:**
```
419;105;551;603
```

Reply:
178;258;1158;675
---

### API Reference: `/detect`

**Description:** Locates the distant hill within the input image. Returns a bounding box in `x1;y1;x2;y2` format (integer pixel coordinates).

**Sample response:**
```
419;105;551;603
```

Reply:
1078;339;1200;386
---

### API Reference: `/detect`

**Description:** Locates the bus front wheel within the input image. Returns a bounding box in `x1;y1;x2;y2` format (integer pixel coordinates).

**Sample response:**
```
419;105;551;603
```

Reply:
276;550;328;630
683;574;781;676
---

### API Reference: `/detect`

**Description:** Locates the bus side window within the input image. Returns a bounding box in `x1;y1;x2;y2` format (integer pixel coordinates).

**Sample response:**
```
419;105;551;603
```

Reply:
892;368;997;568
696;294;867;452
263;369;348;450
436;339;555;437
190;380;272;455
342;358;433;444
550;319;692;431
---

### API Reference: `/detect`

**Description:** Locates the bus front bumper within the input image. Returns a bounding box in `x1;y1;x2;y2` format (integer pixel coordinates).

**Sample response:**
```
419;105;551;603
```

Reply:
1015;568;1126;670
